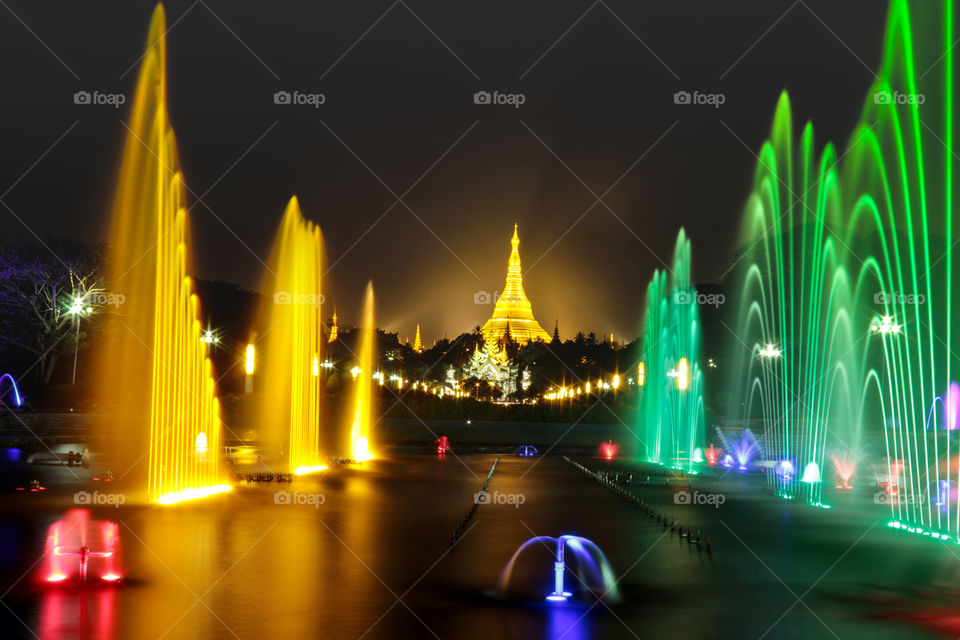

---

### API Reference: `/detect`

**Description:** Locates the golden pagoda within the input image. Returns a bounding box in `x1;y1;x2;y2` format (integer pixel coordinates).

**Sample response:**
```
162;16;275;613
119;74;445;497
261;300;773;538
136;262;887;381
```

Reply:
481;224;550;345
328;309;339;342
413;324;423;352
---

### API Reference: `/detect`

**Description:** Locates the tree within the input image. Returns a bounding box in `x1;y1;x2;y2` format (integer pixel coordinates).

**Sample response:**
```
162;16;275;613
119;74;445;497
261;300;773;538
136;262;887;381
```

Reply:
0;240;104;386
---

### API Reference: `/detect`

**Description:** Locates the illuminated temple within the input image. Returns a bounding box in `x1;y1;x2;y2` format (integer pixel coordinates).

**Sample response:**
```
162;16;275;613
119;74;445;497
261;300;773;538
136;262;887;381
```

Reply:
465;334;518;395
481;224;551;344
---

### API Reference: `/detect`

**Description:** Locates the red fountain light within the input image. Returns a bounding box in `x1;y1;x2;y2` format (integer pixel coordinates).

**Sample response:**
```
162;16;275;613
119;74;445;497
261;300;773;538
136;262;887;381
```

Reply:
878;460;903;496
705;444;721;466
831;455;856;489
435;436;452;455
599;440;619;461
43;509;123;585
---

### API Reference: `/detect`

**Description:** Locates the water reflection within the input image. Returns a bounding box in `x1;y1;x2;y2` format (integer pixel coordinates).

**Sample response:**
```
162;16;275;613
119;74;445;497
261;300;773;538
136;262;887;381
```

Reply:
39;588;116;640
546;602;590;640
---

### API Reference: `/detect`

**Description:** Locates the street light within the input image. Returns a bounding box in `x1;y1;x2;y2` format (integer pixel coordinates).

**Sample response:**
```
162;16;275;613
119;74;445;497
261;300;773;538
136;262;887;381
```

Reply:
67;295;93;385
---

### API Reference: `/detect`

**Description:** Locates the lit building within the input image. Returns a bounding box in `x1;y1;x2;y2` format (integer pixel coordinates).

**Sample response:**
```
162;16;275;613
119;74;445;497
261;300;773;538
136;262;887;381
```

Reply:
413;324;422;352
328;309;339;343
464;334;518;396
481;224;551;345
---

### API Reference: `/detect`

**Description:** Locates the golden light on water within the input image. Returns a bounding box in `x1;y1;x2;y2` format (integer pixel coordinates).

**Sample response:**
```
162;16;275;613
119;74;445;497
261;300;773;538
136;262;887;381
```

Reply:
293;465;328;476
154;485;232;505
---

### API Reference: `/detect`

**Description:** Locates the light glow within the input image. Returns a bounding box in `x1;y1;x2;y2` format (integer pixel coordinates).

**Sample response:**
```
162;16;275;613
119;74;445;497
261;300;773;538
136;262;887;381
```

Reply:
156;484;232;505
293;465;328;475
245;344;255;375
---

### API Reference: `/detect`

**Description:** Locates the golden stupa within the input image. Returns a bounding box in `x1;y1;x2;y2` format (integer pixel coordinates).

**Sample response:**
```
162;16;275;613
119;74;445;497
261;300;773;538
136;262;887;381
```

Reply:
481;224;550;345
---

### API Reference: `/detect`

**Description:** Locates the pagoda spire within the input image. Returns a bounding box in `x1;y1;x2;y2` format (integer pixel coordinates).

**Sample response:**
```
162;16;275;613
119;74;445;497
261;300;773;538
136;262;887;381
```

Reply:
328;309;339;343
413;324;423;352
481;223;550;345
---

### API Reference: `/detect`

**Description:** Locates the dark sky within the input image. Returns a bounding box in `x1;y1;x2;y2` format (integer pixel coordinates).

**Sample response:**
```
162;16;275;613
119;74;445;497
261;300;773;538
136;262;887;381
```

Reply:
0;0;889;343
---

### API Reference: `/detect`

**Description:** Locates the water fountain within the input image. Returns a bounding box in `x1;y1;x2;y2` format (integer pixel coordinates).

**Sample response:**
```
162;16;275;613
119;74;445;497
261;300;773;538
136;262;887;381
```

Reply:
350;282;375;462
726;0;957;528
704;444;721;466
496;535;621;604
434;436;452;454
95;4;228;504
830;444;861;489
43;509;122;584
599;440;619;461
256;197;327;475
637;230;705;471
0;373;21;407
514;445;538;457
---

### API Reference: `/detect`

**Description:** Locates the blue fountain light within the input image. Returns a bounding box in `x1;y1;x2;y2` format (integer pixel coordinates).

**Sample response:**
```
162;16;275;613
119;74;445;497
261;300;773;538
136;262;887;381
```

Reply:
497;534;621;605
547;537;574;601
0;373;22;407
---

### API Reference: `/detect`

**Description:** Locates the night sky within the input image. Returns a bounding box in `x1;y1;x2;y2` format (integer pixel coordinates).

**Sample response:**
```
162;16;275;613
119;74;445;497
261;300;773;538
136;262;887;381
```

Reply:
0;0;888;342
